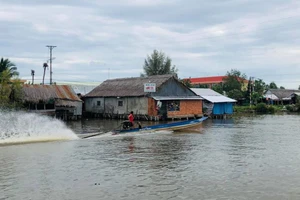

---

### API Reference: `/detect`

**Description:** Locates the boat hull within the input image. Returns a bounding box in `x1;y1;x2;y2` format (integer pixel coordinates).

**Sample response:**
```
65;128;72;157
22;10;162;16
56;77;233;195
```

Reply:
113;117;208;135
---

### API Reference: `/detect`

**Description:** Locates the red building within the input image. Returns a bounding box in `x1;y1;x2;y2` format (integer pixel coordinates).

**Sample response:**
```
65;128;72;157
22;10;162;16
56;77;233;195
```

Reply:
186;76;249;90
186;76;227;88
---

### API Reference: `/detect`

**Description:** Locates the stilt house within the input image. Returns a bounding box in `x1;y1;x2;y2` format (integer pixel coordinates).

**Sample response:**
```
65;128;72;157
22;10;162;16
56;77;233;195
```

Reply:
22;85;82;120
84;75;203;120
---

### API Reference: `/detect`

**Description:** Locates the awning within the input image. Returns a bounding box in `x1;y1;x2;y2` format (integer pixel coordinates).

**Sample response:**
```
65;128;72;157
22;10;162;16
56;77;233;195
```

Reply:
151;96;203;100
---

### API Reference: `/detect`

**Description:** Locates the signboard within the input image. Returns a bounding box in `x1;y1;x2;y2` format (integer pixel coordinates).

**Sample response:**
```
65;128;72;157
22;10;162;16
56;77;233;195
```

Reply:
144;83;156;92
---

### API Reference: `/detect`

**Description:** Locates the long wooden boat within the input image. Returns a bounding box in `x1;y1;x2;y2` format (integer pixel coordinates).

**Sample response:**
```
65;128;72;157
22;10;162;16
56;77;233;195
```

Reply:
112;116;208;135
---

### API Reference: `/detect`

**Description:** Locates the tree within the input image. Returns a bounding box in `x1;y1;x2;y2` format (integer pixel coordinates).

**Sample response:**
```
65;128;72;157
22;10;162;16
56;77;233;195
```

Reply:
269;81;278;89
298;85;300;90
254;79;266;95
212;84;223;94
280;86;285;89
222;69;247;99
0;58;19;78
0;69;23;109
181;79;192;88
141;50;178;77
227;89;244;100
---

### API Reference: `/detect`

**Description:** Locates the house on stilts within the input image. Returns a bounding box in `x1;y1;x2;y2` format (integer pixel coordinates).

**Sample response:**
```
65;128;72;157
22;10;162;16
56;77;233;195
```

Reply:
191;88;236;118
22;84;83;120
83;75;204;120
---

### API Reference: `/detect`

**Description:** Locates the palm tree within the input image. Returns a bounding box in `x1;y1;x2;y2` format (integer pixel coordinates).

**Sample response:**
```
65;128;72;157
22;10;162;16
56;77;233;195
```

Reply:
141;50;178;77
0;58;19;78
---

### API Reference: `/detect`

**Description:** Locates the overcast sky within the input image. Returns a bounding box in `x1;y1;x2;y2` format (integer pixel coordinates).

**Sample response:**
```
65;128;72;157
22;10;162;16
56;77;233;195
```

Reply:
1;0;300;88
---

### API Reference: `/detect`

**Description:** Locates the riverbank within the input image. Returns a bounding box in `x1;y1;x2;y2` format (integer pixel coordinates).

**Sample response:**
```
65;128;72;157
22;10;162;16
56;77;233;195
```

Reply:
234;103;300;115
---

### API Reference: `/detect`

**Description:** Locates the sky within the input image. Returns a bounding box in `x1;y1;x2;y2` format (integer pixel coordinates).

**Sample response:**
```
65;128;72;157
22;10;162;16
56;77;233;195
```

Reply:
1;0;300;89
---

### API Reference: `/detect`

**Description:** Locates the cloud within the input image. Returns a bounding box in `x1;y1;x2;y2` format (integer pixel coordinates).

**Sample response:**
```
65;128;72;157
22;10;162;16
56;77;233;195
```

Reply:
1;0;300;88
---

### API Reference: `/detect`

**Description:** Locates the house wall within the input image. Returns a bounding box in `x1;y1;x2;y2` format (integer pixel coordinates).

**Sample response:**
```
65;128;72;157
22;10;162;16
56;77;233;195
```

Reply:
103;97;148;115
148;98;157;116
73;101;83;116
84;97;105;113
213;103;234;115
84;97;148;115
167;100;203;118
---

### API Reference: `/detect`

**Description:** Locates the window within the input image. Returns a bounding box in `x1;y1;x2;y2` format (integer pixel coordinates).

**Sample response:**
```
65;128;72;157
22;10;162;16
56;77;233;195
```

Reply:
118;101;123;107
97;101;101;106
167;101;180;111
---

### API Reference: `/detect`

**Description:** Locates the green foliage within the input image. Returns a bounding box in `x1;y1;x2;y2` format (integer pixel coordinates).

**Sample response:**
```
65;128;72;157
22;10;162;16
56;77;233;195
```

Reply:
255;103;268;113
255;103;276;114
0;69;23;109
0;57;19;78
268;106;275;114
280;86;285;89
233;105;255;113
181;79;192;88
269;81;278;89
195;84;209;88
251;92;260;105
227;89;244;100
254;79;266;96
285;105;294;112
212;83;223;94
141;50;178;77
296;103;300;112
222;69;246;99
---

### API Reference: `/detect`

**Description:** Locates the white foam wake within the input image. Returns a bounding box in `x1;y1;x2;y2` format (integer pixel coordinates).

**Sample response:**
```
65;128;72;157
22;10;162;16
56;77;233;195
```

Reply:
0;110;78;145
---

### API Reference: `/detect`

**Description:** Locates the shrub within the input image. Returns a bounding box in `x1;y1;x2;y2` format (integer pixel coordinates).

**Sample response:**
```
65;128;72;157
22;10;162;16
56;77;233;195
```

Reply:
268;106;275;114
255;103;268;113
286;105;293;112
296;103;300;112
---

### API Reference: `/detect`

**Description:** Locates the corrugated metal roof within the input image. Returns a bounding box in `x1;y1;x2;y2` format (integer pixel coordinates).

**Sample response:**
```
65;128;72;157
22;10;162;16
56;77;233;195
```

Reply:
152;96;203;100
191;88;222;96
265;89;300;100
22;85;82;104
200;96;237;103
84;74;176;97
191;88;237;103
68;84;98;95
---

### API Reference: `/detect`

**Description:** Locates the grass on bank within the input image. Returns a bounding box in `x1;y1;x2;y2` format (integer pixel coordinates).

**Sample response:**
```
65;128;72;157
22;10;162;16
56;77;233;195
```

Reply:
234;103;300;114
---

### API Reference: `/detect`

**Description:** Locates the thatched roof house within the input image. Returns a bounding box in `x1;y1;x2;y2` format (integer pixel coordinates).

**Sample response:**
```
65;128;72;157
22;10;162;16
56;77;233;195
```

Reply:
22;85;82;107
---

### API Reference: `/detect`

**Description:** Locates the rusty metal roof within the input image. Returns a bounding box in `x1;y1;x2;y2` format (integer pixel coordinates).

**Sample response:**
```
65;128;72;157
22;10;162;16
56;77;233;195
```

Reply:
84;74;175;97
22;85;82;104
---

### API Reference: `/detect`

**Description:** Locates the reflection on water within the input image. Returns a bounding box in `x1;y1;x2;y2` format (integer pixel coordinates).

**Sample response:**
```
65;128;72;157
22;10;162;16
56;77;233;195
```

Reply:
1;115;300;199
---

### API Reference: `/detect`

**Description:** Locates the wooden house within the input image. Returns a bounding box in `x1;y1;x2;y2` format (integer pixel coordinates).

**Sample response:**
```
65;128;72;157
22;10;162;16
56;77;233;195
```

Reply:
22;85;83;120
83;75;203;120
191;88;236;117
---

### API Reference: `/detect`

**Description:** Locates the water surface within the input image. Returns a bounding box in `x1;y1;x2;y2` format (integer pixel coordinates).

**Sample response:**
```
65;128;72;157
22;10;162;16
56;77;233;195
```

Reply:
1;114;300;200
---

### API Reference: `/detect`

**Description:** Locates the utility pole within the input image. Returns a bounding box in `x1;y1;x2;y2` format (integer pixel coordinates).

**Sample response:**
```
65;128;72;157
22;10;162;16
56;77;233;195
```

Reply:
31;70;35;84
249;76;252;107
46;45;57;85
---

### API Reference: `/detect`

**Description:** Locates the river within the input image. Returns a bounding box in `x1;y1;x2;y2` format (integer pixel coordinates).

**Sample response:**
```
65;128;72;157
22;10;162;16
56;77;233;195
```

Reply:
1;113;300;200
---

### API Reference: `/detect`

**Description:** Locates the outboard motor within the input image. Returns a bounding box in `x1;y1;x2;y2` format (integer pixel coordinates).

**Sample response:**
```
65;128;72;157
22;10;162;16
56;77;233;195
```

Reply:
122;120;133;130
